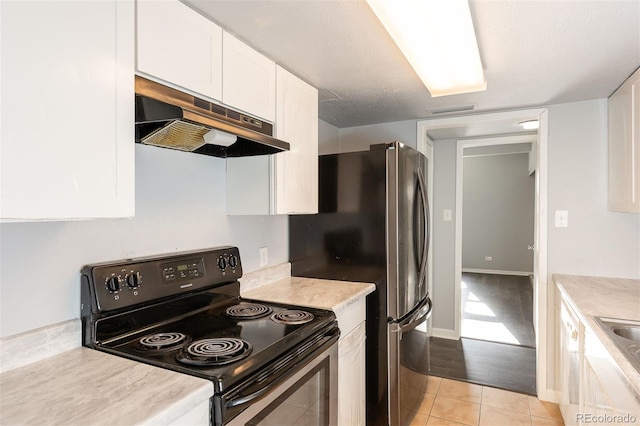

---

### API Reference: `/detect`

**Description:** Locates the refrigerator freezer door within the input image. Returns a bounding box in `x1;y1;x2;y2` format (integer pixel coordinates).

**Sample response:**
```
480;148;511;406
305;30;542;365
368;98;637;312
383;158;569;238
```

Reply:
387;143;429;319
388;296;432;426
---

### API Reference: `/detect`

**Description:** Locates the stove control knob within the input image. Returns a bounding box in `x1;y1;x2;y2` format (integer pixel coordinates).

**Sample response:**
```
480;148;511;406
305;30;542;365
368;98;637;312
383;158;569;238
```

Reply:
126;272;141;289
217;257;227;270
228;255;237;268
106;276;121;292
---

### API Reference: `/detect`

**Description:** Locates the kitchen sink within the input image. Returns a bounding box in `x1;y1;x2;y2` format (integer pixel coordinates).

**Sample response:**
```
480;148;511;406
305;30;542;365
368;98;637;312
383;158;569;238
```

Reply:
612;325;640;342
595;317;640;373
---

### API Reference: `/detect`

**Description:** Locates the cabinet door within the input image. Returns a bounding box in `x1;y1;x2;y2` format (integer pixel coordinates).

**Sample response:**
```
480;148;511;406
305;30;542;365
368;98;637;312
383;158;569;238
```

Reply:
222;32;276;122
226;69;318;216
559;300;581;425
274;66;319;214
608;67;640;213
338;322;366;426
1;0;134;220
136;0;222;101
632;75;640;212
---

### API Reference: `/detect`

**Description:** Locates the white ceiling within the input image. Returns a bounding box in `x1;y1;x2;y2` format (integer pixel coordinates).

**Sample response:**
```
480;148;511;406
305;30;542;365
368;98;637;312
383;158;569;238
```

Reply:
183;0;640;130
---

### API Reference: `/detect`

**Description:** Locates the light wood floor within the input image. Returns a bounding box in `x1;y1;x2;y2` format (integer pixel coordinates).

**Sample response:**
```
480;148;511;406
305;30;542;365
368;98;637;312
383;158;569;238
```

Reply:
404;376;564;426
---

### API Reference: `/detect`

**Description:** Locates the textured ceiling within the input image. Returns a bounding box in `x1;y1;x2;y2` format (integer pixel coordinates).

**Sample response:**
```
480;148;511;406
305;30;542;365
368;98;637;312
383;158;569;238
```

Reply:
183;0;640;129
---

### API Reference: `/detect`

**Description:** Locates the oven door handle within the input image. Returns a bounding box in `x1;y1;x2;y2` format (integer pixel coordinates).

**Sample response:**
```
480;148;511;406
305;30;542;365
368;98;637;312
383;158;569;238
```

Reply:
222;327;339;413
226;377;277;409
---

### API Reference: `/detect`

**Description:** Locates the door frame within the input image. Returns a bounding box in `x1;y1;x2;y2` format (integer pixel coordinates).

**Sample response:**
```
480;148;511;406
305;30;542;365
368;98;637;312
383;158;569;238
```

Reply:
416;108;552;401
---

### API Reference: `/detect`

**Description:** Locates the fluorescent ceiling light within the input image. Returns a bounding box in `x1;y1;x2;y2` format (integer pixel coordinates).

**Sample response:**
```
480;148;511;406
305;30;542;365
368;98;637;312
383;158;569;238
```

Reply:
519;120;540;130
366;0;486;97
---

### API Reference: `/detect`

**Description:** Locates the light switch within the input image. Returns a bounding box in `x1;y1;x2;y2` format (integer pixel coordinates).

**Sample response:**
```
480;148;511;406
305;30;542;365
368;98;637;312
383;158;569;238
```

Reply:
443;209;452;222
555;210;569;228
259;246;268;267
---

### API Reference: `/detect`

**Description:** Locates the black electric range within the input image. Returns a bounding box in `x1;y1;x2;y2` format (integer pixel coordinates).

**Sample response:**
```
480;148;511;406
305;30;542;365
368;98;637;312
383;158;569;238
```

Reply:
81;247;339;425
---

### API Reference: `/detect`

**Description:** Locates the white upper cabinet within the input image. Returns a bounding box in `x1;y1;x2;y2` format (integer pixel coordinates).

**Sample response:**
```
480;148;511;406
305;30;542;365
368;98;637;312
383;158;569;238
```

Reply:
608;67;640;213
274;66;319;214
1;0;134;220
136;0;223;101
222;32;276;123
226;67;318;215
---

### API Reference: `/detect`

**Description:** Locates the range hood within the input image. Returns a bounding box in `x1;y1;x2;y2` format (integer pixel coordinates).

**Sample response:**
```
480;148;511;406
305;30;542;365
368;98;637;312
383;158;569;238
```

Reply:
135;76;289;158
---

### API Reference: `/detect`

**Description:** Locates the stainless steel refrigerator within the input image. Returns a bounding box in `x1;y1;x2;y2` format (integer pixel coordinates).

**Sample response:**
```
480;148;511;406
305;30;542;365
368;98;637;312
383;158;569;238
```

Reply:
289;141;432;426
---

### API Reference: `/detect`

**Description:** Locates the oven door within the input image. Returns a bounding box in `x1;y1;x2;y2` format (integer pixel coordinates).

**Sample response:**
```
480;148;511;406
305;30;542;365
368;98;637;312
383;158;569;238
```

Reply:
218;327;339;426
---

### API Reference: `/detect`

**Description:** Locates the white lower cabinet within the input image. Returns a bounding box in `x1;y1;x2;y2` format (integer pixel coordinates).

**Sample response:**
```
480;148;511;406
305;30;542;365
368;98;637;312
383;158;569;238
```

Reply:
165;400;209;426
335;298;367;426
559;298;582;425
1;0;134;220
583;327;640;425
338;321;366;426
558;289;640;426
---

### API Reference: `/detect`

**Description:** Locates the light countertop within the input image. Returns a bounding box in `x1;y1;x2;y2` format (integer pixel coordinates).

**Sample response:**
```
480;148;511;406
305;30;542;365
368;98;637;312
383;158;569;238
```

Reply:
554;274;640;397
0;266;374;425
242;276;375;313
0;347;212;425
243;276;375;337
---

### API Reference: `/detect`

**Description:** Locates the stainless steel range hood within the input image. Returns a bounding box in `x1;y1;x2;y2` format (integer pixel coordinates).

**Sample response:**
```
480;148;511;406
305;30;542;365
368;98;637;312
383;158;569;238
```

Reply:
135;76;289;158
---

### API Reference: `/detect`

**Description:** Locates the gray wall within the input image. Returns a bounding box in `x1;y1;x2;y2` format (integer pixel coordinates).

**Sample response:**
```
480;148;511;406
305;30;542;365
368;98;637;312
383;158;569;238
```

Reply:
322;98;640;334
431;139;458;331
0;145;288;338
462;153;534;272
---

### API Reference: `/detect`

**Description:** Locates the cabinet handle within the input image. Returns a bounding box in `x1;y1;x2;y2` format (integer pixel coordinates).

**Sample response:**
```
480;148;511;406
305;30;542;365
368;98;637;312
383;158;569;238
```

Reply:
571;330;578;341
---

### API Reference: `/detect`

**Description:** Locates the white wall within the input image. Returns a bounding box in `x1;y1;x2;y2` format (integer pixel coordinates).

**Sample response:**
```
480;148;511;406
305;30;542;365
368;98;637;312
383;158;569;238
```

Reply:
547;99;640;279
0;145;288;338
546;99;640;391
318;119;341;154
320;119;418;153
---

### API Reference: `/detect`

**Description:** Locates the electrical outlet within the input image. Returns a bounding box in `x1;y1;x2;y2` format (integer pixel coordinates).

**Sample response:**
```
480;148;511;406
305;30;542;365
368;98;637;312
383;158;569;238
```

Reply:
555;210;569;228
485;256;492;261
259;247;268;267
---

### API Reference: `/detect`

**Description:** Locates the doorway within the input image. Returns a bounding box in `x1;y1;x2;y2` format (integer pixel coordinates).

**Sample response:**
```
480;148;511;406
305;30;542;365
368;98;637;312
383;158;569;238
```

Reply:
459;139;536;348
417;108;551;400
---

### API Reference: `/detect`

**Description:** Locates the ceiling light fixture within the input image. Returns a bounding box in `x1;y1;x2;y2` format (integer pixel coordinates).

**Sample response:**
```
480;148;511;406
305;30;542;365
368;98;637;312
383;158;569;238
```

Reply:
366;0;486;97
518;120;540;130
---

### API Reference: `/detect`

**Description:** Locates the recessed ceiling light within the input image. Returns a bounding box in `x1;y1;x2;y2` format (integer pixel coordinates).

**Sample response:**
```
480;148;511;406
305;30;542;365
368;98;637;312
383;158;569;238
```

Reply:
518;120;539;130
366;0;486;97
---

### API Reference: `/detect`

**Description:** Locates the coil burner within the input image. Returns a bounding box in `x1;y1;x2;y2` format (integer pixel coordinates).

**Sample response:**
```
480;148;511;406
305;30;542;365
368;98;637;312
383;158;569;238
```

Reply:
271;310;315;325
135;332;189;353
225;303;273;319
177;338;252;366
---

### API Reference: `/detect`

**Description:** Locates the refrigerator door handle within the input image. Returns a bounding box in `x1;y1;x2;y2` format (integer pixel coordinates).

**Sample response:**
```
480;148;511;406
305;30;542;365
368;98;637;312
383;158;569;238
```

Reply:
416;168;430;290
391;297;432;336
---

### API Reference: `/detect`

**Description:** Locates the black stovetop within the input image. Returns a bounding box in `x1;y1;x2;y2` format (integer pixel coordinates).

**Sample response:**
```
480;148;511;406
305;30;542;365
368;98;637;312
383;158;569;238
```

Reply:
91;289;336;393
81;247;338;395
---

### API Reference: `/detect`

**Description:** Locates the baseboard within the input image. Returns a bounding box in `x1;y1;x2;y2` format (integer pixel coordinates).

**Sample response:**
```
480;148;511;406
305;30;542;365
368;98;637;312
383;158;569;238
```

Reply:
537;388;561;403
462;268;532;277
431;328;460;340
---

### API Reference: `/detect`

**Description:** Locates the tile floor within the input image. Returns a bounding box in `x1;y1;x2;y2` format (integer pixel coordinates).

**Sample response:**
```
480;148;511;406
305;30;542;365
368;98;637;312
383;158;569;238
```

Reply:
404;376;564;426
